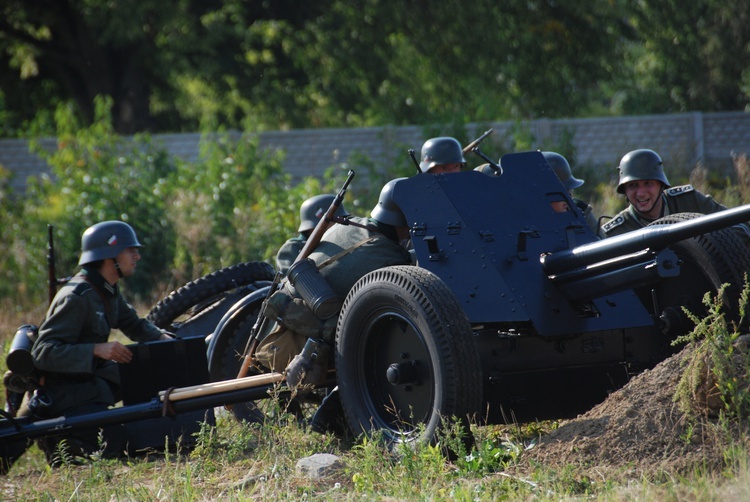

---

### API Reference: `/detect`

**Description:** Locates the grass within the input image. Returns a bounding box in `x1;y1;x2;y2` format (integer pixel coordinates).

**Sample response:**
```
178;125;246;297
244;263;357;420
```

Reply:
2;415;749;501
5;161;750;499
0;309;748;501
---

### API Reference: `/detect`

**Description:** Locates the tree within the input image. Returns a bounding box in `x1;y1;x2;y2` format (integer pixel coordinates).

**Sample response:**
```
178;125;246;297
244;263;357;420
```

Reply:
620;0;750;113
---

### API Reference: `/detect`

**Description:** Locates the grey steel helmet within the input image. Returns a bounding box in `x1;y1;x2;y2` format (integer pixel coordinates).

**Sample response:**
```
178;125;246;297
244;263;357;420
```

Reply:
543;151;583;191
78;220;143;265
298;194;350;233
370;178;407;227
616;149;670;194
419;137;466;173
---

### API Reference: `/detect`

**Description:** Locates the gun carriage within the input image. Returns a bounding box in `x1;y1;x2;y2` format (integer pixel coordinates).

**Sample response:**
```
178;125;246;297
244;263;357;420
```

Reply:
4;150;750;460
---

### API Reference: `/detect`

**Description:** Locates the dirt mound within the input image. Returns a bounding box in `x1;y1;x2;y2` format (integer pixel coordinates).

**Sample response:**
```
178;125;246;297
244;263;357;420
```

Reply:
524;344;735;474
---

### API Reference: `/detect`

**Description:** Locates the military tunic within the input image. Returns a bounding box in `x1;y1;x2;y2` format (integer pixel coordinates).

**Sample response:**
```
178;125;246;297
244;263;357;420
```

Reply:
255;217;411;370
599;185;740;238
32;267;163;417
275;234;306;275
308;216;412;299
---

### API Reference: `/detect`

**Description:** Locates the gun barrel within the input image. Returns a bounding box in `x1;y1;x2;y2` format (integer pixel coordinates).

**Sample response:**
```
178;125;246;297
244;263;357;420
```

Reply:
543;204;750;276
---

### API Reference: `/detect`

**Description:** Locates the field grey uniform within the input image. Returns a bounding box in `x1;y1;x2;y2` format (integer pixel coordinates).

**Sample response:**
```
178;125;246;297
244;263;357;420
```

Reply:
30;266;164;460
257;214;412;368
308;216;411;306
599;185;746;238
275;234;306;276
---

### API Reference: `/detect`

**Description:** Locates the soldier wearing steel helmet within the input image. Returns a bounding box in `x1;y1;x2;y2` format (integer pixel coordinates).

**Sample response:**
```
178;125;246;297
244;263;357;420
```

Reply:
275;194;350;275
24;221;173;466
599;149;745;238
543;151;599;234
257;179;412;435
419;137;466;174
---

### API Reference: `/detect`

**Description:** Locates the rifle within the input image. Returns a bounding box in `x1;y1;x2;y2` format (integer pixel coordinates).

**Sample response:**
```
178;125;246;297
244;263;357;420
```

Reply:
462;128;494;154
408;149;421;174
235;170;356;379
47;225;71;305
0;372;284;473
295;170;355;261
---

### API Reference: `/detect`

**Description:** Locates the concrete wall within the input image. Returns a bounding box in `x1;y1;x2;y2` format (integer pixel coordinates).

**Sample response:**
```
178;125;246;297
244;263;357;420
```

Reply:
2;111;749;194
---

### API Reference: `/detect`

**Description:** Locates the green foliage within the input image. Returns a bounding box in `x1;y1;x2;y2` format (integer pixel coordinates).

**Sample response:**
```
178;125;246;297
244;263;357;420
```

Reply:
19;97;176;299
0;99;419;308
674;279;750;422
14;1;749;136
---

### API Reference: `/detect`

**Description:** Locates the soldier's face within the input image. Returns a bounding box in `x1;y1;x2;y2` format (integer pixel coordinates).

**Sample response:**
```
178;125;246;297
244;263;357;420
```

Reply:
624;179;663;219
115;247;141;277
428;163;461;174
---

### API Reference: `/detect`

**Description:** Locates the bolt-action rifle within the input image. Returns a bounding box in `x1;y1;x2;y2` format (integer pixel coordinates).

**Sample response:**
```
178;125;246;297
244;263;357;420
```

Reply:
235;170;356;379
47;225;71;305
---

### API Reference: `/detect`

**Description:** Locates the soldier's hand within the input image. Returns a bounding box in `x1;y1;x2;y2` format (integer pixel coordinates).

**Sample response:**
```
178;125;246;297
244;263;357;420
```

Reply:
284;353;311;389
93;341;133;363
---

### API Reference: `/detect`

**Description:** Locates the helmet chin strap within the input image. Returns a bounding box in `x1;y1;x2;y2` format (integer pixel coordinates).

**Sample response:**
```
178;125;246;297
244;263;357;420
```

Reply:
113;259;124;279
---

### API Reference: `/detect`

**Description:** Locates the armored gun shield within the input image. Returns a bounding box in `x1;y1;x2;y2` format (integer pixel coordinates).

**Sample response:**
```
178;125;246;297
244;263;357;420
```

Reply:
337;150;750;430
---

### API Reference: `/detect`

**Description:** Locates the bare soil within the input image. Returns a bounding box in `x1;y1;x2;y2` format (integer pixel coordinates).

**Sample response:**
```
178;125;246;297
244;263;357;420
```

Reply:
521;344;747;476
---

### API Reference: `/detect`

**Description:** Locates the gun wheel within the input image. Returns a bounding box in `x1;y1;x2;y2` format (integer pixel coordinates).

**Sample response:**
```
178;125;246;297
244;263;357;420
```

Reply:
336;265;482;450
645;212;750;338
147;261;275;337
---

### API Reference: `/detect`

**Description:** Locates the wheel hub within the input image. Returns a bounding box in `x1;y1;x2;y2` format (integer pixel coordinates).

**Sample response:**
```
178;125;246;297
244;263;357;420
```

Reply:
386;361;419;385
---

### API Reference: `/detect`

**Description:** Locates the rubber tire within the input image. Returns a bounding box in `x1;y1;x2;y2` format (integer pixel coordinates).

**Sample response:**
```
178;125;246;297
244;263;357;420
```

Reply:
335;265;482;449
645;212;750;332
147;261;275;335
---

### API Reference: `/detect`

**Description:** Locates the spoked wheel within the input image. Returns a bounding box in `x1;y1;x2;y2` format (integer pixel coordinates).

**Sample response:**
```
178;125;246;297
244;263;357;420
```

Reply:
147;261;275;337
643;213;750;342
218;314;325;423
336;266;482;448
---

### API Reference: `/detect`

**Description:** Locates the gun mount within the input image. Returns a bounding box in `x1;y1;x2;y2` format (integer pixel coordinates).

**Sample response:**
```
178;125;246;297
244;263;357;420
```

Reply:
5;151;750;466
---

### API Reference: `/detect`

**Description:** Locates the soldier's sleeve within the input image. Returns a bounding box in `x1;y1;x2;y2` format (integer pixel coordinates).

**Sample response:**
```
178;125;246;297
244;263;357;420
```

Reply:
694;190;750;241
115;295;163;342
693;190;728;214
32;289;97;374
276;238;305;276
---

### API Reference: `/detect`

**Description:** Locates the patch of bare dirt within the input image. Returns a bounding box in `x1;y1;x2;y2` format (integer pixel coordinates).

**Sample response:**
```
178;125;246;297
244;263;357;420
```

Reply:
522;344;746;475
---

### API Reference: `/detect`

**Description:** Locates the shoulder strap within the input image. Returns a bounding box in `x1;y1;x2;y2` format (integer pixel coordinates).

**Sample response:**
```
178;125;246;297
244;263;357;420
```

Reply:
316;237;378;270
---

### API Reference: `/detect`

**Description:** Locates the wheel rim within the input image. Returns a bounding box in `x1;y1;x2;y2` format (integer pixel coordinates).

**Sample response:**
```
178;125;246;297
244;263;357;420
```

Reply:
356;308;435;439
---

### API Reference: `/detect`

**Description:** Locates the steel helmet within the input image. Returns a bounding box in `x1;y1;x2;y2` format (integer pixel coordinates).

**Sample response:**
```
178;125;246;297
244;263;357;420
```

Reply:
543;151;583;191
370;178;407;227
78;220;143;265
419;137;466;173
616;149;671;194
298;194;350;233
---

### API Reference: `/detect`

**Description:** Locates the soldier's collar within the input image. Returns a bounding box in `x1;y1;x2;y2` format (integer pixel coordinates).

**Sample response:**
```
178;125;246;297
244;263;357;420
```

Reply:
80;267;118;297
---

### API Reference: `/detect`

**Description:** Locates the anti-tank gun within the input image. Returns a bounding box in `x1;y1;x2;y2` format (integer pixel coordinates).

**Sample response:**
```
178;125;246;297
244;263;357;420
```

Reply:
332;150;750;443
6;150;750;468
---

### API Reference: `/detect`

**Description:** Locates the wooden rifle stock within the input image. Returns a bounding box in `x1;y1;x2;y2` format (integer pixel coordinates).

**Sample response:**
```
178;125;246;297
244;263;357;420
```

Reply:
294;169;355;264
462;128;494;154
47;225;56;306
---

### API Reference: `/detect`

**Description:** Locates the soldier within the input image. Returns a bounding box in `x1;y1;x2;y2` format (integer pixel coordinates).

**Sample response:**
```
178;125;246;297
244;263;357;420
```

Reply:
543;151;599;234
599;149;748;238
275;194;350;275
256;178;413;434
27;221;174;466
418;137;466;174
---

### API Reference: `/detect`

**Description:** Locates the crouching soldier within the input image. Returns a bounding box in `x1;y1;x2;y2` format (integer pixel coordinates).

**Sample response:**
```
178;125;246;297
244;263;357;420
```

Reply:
254;178;413;433
2;221;173;471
